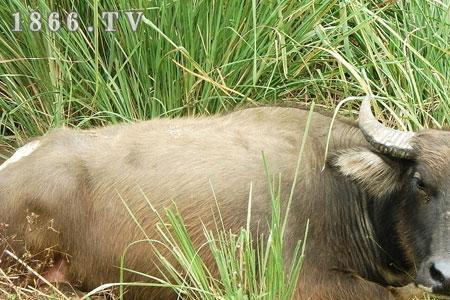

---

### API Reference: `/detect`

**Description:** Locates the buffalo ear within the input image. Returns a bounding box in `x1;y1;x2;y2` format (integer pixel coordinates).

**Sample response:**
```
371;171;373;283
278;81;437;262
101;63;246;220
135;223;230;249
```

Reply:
328;148;405;198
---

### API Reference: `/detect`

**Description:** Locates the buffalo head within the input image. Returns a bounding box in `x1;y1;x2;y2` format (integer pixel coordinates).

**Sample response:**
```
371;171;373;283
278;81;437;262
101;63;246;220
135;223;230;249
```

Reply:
358;98;450;295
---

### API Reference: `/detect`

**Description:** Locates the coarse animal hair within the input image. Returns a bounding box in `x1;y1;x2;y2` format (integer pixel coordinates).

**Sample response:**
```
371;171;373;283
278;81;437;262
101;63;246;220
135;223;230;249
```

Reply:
1;106;450;299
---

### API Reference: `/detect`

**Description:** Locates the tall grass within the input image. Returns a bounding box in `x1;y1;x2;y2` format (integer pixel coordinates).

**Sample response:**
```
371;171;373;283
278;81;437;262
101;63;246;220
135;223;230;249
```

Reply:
80;193;306;300
111;185;307;300
0;0;448;149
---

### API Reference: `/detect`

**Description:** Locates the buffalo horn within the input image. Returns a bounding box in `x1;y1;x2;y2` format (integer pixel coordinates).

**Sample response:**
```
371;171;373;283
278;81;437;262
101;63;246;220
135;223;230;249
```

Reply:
358;96;415;159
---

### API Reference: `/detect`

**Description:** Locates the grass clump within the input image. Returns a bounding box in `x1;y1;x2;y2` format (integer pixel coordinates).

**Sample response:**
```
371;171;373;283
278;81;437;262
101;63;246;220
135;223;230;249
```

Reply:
109;177;307;300
0;0;448;148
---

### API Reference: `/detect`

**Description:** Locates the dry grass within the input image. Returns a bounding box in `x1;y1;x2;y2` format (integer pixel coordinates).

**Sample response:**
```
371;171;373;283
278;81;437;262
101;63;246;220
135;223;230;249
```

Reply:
0;236;115;299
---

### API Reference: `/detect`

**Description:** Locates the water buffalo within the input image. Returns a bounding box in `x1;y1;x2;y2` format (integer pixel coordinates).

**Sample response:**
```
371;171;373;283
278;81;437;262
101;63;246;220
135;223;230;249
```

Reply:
1;98;449;299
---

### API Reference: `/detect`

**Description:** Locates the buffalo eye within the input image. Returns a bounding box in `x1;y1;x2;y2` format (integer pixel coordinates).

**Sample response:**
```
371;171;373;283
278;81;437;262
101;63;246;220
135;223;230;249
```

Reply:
413;172;426;191
413;171;431;203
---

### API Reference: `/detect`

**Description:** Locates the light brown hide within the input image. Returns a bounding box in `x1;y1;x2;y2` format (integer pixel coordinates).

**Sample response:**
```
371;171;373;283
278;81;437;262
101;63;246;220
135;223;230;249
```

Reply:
0;107;423;299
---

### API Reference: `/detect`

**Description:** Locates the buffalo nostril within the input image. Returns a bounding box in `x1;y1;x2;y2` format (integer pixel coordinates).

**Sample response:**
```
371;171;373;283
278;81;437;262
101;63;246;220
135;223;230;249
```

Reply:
417;259;450;294
430;263;447;284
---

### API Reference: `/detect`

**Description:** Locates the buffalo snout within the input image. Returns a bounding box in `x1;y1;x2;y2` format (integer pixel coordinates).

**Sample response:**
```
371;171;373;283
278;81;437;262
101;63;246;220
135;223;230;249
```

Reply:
417;256;450;295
